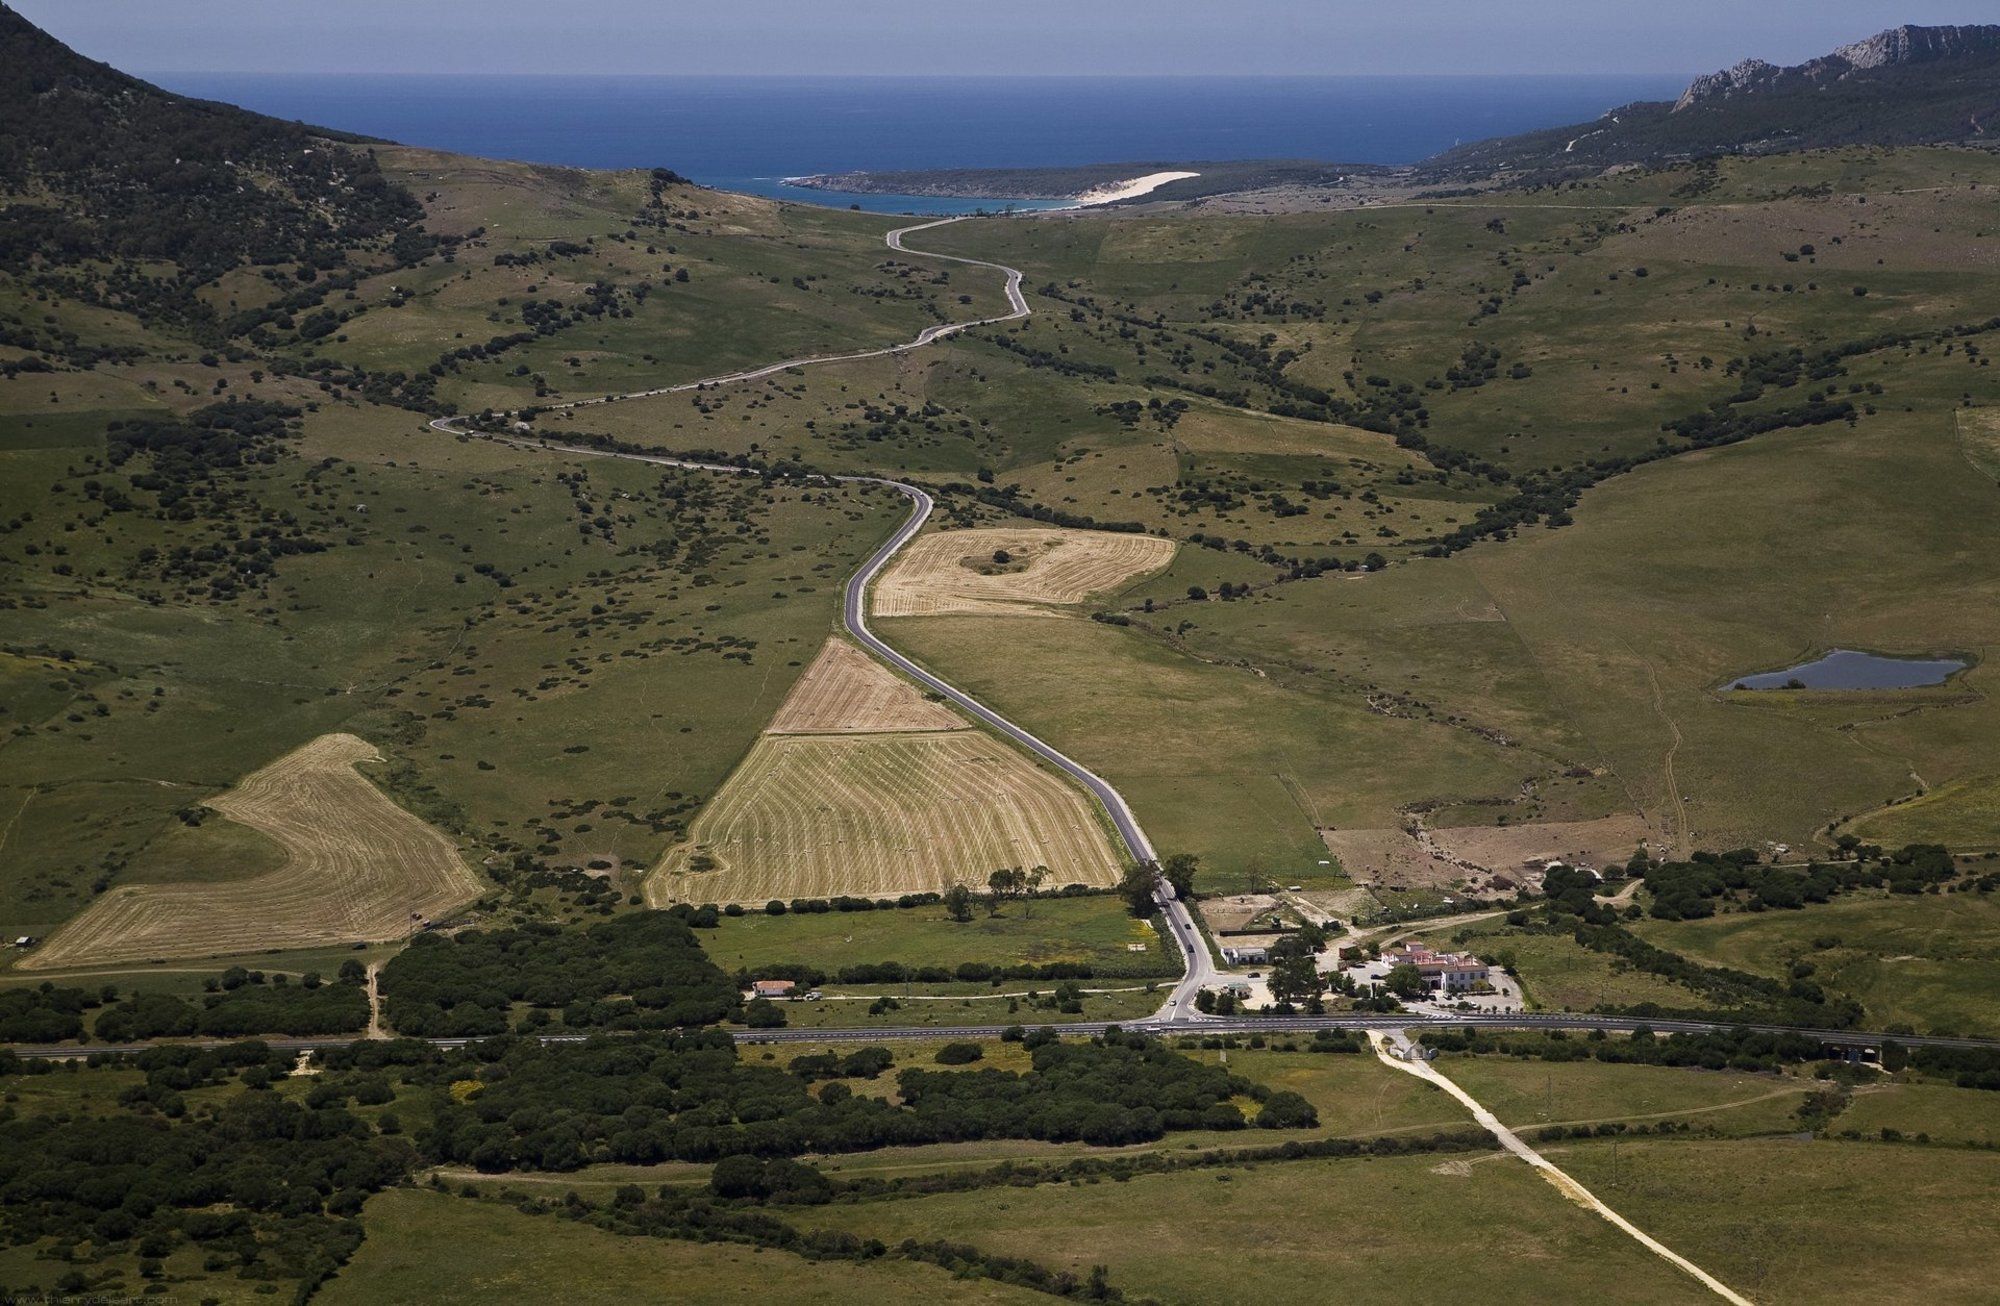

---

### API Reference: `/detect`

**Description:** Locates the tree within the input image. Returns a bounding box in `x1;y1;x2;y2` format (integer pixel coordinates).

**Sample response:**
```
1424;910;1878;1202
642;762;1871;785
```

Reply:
1022;865;1048;917
1117;862;1157;917
1267;947;1323;1009
1159;852;1199;900
1384;962;1427;999
988;866;1026;911
943;883;975;923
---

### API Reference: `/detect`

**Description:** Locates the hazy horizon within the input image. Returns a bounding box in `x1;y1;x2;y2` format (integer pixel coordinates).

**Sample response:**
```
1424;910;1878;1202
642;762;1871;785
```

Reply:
15;0;1998;78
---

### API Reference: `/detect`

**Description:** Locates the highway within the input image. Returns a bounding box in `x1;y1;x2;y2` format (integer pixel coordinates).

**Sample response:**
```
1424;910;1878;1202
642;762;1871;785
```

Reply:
16;1011;2000;1061
429;212;1215;1019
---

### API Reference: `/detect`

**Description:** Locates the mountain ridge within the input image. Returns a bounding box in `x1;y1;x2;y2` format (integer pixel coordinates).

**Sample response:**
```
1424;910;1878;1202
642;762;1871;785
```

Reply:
1427;23;2000;178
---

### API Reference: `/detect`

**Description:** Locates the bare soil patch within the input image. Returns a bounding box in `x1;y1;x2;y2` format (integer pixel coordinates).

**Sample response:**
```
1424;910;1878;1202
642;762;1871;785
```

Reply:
872;526;1175;618
766;637;968;734
1322;827;1465;891
23;734;484;971
1429;814;1653;879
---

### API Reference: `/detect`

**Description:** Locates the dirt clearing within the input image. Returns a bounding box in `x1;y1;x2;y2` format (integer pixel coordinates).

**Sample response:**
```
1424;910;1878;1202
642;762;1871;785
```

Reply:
1324;813;1651;895
1429;814;1653;878
23;734;484;971
871;526;1175;618
765;637;968;734
647;731;1123;906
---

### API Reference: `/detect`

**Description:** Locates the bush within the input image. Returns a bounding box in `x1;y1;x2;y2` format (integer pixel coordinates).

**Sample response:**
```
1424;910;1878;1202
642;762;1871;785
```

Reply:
934;1042;983;1065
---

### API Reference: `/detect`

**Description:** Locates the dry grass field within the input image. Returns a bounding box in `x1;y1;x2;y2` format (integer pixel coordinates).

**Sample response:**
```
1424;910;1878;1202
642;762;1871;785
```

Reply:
871;526;1175;618
765;637;968;734
647;731;1123;906
22;734;485;971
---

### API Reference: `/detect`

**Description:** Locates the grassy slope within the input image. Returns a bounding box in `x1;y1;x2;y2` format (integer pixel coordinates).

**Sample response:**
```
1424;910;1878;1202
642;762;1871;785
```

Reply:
1635;892;2000;1036
0;150;927;955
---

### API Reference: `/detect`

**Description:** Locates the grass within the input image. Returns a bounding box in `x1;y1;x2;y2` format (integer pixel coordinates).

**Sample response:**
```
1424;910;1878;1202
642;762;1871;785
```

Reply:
883;611;1520;888
0;408;905;948
793;1147;1709;1304
760;982;1164;1030
323;1188;1040;1306
1837;1080;2000;1147
1438;1056;1810;1136
1557;1137;2000;1304
702;893;1174;975
1451;922;1715;1013
1853;773;2000;850
1634;892;2000;1037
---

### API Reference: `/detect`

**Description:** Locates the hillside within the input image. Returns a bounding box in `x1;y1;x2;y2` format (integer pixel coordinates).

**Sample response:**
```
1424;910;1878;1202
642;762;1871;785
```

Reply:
0;3;420;315
1427;24;2000;177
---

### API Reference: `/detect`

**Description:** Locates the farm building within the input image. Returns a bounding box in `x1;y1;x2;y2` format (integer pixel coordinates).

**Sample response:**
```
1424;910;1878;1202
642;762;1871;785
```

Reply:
1383;944;1490;994
748;979;797;1000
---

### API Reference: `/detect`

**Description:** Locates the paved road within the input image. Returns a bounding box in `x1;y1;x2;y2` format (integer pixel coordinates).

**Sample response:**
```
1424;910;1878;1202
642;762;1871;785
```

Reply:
429;213;1213;1019
16;1010;1998;1061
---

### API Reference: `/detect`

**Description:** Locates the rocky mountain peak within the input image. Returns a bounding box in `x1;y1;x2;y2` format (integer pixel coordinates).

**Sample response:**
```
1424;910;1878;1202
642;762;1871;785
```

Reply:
1674;23;2000;111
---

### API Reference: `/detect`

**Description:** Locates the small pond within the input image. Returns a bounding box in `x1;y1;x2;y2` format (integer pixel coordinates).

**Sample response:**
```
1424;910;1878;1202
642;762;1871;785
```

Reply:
1726;649;1968;691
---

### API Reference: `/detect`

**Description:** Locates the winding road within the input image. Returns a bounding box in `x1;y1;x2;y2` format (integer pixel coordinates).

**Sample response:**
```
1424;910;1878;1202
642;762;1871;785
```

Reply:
429;215;1214;1019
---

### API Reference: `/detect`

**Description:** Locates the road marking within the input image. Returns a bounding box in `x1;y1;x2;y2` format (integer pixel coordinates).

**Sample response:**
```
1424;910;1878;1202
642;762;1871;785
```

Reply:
1368;1031;1753;1305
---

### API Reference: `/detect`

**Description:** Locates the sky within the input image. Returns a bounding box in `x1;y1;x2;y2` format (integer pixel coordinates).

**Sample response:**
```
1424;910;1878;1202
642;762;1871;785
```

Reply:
15;0;1998;77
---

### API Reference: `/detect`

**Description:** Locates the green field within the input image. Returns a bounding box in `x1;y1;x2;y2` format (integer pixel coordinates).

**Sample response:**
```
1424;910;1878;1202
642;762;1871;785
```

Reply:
793;1147;1709;1304
323;1189;1040;1306
1837;1080;2000;1147
1635;892;2000;1036
1440;1056;1810;1136
704;894;1175;975
1449;921;1715;1013
759;982;1166;1030
1558;1138;2000;1304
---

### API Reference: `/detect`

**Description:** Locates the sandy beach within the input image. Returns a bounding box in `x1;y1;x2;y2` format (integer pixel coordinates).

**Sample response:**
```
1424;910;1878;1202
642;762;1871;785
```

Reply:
1071;169;1200;206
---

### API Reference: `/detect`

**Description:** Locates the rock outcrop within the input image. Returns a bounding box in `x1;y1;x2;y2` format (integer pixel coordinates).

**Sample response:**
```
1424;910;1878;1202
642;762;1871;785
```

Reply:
1675;24;2000;110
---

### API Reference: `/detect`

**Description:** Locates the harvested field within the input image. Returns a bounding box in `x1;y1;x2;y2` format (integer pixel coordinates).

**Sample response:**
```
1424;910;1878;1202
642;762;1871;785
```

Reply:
871;526;1175;618
648;731;1123;906
765;637;967;734
23;734;484;971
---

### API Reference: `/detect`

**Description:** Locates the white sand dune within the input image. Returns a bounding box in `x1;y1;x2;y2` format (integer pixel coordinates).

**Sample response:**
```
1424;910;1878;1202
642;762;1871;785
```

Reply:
1072;170;1200;206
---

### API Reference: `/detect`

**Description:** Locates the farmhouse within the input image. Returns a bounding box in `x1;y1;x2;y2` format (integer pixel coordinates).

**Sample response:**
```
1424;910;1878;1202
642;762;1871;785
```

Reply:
1383;944;1490;994
1221;943;1270;966
749;979;797;1000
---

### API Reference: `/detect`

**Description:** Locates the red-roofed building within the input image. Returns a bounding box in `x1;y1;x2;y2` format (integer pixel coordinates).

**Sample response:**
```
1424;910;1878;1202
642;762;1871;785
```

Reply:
1383;944;1490;994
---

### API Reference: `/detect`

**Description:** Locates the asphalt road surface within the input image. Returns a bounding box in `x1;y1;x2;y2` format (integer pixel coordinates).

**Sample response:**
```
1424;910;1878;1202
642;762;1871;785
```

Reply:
17;1011;1999;1061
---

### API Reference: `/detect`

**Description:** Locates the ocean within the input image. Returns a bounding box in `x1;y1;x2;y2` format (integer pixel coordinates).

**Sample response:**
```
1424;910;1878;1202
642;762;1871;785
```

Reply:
149;73;1691;213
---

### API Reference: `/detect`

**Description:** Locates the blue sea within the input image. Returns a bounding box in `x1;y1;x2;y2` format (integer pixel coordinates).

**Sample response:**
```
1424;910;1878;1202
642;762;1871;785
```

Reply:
149;74;1690;214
